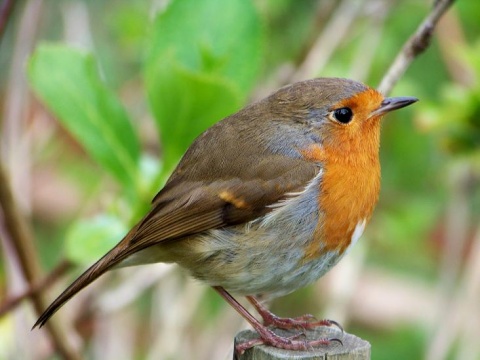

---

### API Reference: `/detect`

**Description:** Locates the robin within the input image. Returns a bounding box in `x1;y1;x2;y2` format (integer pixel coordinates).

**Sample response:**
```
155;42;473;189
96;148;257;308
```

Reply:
34;77;417;353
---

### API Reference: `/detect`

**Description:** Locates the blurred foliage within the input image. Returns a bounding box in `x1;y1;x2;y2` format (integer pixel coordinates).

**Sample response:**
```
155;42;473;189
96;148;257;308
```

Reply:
419;41;480;156
27;0;263;267
65;215;127;267
145;0;263;170
353;325;427;360
28;45;142;194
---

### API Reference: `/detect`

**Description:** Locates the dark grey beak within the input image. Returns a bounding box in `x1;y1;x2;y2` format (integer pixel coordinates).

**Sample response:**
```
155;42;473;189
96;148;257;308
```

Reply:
370;96;418;117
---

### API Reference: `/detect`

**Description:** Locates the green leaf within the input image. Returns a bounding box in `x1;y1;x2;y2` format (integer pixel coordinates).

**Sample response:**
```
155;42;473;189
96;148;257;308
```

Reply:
28;44;141;190
147;61;241;170
65;215;127;266
144;0;263;168
146;0;262;96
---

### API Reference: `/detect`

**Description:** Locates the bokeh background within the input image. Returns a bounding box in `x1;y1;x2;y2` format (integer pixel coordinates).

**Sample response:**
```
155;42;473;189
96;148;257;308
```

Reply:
1;0;480;359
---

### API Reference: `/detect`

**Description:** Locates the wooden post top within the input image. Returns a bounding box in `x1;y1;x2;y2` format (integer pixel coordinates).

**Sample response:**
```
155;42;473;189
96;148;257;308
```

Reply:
234;327;371;360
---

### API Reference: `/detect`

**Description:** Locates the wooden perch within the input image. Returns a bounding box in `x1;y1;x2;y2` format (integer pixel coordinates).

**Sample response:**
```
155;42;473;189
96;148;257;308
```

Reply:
234;327;370;360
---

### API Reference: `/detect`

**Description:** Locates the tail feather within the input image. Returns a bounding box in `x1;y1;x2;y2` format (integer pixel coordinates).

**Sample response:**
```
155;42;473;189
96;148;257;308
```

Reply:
32;225;140;329
32;248;122;328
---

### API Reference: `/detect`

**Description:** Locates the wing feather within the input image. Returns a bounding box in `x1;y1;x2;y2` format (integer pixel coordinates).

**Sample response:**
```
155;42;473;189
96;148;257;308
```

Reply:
120;160;319;257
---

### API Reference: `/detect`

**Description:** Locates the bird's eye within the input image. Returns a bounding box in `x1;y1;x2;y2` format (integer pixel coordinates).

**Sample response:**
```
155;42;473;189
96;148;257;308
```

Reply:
333;107;353;124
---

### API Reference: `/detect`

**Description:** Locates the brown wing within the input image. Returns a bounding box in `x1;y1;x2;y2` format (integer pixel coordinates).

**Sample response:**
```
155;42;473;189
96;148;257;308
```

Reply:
33;91;326;328
122;155;319;257
122;104;322;255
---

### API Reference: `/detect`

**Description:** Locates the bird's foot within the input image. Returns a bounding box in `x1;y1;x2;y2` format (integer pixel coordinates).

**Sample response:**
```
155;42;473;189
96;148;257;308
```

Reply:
235;327;343;354
246;295;343;331
263;312;343;332
213;288;344;355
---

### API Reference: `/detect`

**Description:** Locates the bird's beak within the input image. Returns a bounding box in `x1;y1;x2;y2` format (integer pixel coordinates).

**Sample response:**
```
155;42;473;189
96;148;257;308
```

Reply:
370;96;418;118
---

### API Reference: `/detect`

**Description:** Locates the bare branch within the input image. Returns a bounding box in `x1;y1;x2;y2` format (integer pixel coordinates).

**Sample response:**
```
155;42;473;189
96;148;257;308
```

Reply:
435;9;476;87
0;161;82;359
0;260;72;317
0;0;15;38
290;0;363;83
378;0;456;95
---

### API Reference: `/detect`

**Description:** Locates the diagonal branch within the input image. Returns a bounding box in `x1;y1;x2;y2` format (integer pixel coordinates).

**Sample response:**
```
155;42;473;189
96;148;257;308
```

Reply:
0;162;81;360
0;259;72;317
378;0;456;95
290;0;364;83
0;0;15;38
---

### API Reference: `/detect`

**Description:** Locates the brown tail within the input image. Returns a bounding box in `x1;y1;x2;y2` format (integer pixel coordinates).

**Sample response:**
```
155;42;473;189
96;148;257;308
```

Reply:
33;226;139;329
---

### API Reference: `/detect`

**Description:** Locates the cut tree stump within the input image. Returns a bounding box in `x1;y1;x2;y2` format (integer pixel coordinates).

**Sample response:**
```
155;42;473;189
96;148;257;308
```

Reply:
233;326;370;360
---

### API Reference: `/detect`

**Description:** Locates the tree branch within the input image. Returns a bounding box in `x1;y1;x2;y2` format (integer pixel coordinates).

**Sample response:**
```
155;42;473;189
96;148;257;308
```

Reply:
0;162;81;360
0;0;15;38
290;0;364;83
378;0;456;95
0;259;72;317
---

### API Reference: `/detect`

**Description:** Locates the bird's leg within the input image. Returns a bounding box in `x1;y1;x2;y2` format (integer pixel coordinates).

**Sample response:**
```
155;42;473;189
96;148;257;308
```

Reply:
246;295;343;332
212;287;338;354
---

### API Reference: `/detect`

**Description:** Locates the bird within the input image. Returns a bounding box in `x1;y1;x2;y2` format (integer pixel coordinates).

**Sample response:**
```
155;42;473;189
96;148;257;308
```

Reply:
33;77;417;353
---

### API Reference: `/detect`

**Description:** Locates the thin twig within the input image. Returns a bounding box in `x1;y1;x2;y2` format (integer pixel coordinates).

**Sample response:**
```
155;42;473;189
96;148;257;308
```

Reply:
0;0;81;358
0;161;82;360
348;0;390;81
290;0;364;82
0;0;15;38
455;224;480;360
0;259;72;317
426;219;480;360
378;0;456;95
435;8;476;87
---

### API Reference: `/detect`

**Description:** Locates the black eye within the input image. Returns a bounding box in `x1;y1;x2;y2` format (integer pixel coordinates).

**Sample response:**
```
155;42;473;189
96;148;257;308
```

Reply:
333;107;353;124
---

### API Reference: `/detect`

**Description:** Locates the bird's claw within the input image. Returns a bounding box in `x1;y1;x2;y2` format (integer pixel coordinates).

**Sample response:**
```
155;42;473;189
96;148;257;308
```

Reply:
264;313;344;332
235;327;343;354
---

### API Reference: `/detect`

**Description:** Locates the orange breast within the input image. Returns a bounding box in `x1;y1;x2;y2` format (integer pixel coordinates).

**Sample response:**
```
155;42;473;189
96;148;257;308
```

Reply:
301;132;381;259
316;158;380;254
